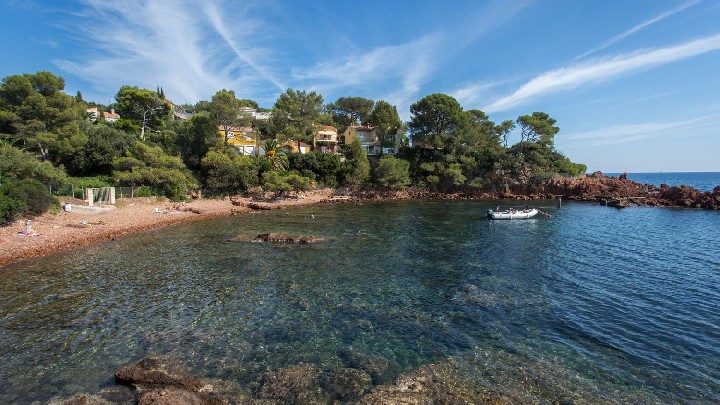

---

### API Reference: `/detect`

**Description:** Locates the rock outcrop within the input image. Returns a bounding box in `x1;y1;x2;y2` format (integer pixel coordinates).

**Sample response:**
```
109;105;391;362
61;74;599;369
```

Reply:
255;233;323;243
114;357;205;392
112;357;230;405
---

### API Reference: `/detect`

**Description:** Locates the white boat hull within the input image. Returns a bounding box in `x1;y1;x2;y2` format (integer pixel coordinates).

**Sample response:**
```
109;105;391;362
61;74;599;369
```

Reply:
487;208;539;220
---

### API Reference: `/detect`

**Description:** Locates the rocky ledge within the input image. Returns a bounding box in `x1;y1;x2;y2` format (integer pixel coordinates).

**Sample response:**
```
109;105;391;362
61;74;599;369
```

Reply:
255;233;324;243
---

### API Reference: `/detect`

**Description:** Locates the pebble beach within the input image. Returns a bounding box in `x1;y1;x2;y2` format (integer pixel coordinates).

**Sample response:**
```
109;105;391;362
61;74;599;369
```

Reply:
0;191;334;268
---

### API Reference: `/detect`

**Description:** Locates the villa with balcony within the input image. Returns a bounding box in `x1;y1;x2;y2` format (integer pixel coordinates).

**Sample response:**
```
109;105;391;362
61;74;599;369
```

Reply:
220;125;257;156
313;125;339;153
340;125;398;155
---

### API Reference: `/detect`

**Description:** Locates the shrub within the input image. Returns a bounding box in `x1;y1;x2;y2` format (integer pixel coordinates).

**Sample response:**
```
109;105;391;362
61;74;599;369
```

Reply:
0;178;56;224
374;155;411;190
134;185;156;197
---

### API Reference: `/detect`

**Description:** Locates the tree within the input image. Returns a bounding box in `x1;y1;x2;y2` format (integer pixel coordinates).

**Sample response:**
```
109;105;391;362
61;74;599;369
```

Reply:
0;143;68;184
200;149;258;195
67;121;136;176
341;138;370;188
113;142;199;199
517;112;559;147
0;71;82;160
408;93;464;150
176;112;221;170
209;89;241;144
272;88;323;148
327;96;374;131
370;100;402;157
115;86;170;140
374;155;411;190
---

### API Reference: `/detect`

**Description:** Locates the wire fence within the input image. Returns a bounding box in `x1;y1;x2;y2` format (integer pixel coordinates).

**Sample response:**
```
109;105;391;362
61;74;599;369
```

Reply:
48;184;162;199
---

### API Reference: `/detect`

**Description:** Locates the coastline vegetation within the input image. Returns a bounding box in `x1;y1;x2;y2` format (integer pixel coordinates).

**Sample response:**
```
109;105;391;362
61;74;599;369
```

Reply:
0;70;586;224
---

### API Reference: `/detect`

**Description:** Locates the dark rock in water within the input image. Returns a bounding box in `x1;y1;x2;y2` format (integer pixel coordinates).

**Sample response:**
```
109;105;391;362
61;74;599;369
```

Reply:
254;363;331;403
45;386;136;405
114;357;204;392
247;202;272;210
137;387;222;405
357;363;487;404
339;348;399;385
324;368;372;401
256;233;323;243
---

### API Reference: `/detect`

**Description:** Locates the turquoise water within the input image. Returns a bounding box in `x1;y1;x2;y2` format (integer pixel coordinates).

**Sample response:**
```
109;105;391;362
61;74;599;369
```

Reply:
606;172;720;192
0;200;718;403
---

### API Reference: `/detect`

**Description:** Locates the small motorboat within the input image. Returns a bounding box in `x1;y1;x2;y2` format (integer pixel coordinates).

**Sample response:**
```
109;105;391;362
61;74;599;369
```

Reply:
486;207;539;220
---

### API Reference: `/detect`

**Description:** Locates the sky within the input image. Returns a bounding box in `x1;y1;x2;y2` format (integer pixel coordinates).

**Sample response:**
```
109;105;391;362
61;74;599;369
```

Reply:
1;0;719;172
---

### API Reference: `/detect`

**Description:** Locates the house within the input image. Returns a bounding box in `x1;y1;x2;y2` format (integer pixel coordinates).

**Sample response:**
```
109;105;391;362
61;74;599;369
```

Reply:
104;108;121;123
239;106;271;120
173;111;192;120
220;125;257;155
313;125;339;153
340;125;398;155
279;141;311;154
86;107;121;123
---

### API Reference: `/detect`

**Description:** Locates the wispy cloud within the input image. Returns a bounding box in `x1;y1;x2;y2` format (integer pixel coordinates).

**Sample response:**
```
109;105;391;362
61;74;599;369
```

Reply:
292;34;440;112
562;112;720;147
484;33;720;113
202;2;286;92
293;0;530;117
574;0;702;61
450;79;514;109
53;0;279;103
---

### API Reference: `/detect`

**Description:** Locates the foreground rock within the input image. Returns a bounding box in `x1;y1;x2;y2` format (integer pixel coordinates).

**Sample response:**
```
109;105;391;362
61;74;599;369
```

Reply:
112;357;233;404
255;233;324;243
114;357;205;392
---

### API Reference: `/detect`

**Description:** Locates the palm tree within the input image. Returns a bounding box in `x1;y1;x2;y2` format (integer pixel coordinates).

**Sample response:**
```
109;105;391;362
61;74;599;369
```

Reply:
264;139;288;171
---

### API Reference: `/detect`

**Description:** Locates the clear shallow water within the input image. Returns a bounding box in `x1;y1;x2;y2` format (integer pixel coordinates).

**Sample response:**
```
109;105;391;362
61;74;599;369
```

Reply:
0;200;718;403
606;172;720;192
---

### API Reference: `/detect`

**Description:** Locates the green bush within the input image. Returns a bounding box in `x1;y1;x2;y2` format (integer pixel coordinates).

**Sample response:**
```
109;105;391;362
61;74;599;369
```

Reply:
374;155;411;190
0;178;57;224
134;185;156;197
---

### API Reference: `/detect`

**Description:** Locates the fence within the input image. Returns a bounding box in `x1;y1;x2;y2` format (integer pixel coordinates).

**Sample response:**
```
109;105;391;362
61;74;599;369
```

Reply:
48;184;162;200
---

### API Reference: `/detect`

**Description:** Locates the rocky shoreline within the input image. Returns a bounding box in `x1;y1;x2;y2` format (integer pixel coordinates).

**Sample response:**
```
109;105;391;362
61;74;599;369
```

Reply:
2;173;717;268
326;172;720;210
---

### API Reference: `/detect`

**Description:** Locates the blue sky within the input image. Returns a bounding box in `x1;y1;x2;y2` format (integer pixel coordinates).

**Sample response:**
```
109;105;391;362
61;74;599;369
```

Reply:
2;0;719;172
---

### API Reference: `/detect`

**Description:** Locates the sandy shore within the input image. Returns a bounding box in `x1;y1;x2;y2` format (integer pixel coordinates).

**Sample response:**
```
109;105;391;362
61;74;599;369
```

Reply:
0;190;334;268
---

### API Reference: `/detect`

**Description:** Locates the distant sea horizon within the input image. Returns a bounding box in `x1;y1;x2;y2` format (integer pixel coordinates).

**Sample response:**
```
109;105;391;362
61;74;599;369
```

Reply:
604;171;719;192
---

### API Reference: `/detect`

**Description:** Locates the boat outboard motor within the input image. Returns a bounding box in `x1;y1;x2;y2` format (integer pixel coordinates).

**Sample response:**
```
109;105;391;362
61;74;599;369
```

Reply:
486;209;493;220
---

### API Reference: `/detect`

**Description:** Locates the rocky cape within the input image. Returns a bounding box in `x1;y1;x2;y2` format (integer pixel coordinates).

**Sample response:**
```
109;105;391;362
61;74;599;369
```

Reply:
325;172;720;210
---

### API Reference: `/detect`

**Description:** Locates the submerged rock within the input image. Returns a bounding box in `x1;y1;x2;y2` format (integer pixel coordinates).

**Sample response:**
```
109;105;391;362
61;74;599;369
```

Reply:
137;387;222;405
254;363;330;403
255;233;324;243
339;349;399;385
357;363;490;404
324;368;373;401
44;386;136;405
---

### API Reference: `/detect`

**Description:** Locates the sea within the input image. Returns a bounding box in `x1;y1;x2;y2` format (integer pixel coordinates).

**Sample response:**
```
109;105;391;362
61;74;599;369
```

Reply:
0;186;718;403
605;172;720;192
